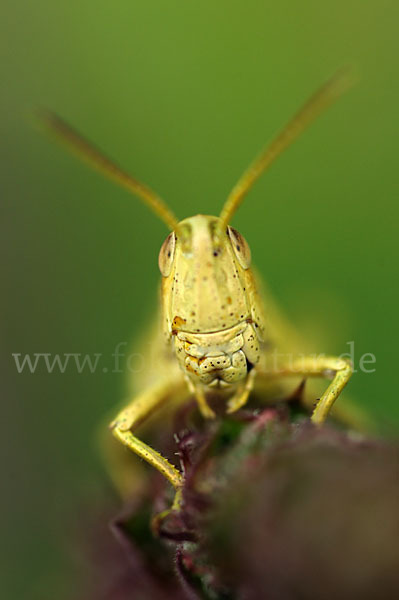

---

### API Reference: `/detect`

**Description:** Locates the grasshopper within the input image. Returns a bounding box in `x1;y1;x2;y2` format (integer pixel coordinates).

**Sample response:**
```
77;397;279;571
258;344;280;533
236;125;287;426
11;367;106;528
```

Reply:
39;69;358;497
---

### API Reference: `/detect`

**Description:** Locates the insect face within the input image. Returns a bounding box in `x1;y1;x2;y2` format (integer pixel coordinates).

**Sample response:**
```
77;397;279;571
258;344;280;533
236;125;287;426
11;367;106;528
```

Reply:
159;214;253;336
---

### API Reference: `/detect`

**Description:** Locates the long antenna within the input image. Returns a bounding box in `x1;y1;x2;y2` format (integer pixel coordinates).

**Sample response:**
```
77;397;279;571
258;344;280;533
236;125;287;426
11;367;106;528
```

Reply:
36;110;179;230
218;68;356;235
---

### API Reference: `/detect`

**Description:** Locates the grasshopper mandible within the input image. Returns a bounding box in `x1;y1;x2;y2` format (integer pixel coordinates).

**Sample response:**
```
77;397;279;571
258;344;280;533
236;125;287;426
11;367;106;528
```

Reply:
39;69;356;494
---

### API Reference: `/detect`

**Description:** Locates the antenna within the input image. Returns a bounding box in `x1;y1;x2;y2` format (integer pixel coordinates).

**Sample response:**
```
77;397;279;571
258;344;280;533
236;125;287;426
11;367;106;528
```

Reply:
217;67;356;235
36;110;179;230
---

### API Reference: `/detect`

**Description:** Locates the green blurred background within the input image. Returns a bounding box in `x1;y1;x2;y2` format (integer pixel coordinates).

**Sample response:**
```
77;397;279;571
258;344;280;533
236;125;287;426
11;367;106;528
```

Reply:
2;1;398;598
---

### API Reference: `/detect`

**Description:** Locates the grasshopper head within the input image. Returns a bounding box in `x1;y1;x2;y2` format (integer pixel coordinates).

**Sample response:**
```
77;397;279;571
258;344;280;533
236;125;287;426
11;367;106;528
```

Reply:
159;214;253;335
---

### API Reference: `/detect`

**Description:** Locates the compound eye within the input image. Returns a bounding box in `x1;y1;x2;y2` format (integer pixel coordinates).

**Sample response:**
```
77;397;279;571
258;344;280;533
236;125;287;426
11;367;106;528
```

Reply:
158;232;176;277
228;226;251;269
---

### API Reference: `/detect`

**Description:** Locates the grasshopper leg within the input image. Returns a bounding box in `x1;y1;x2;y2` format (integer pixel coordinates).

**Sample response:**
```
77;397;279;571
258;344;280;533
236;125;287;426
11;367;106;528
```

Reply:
194;386;216;419
110;378;186;489
226;369;257;414
258;355;353;425
185;376;216;419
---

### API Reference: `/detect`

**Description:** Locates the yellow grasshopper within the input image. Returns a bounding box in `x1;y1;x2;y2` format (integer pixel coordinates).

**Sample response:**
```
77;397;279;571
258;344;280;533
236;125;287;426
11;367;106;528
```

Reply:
39;69;360;498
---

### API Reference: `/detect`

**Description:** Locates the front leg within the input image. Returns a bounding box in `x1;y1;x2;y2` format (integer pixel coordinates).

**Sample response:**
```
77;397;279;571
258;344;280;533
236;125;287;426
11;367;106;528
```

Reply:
226;369;257;414
110;377;186;488
184;376;216;419
258;355;353;424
